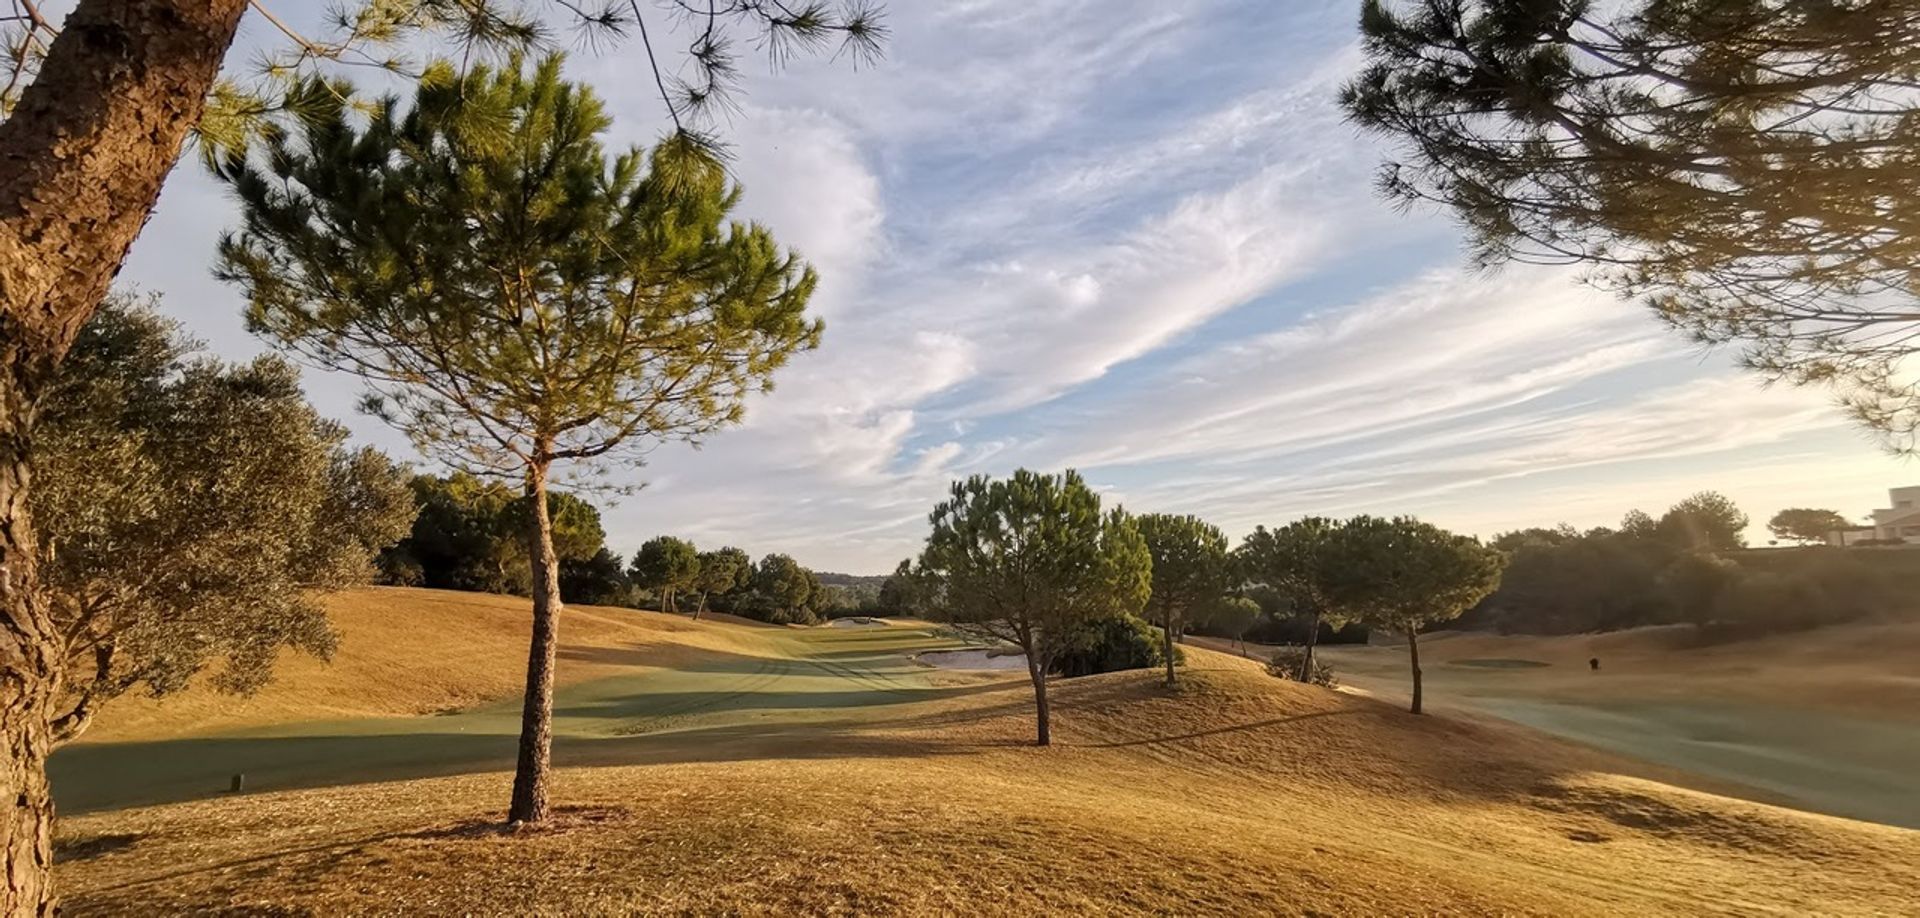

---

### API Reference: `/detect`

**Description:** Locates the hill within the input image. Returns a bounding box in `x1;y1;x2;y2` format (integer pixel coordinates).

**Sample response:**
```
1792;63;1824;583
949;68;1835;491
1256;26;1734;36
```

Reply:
52;588;1920;915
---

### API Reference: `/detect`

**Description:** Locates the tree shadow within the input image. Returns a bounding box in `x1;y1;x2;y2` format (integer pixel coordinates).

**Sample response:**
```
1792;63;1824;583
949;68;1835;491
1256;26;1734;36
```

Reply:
1057;709;1369;748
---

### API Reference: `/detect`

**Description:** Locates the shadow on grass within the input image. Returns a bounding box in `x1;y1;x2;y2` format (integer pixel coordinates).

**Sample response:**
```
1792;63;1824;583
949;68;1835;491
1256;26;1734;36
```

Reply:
1058;709;1370;748
51;675;1019;816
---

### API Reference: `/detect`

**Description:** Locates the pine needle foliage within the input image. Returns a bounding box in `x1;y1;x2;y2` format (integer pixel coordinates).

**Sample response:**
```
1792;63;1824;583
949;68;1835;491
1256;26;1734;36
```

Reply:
1341;0;1920;452
214;53;822;482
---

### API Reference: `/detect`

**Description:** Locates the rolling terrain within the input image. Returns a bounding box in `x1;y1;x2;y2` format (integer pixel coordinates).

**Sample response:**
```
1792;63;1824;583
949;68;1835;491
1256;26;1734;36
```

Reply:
51;588;1920;915
1301;623;1920;828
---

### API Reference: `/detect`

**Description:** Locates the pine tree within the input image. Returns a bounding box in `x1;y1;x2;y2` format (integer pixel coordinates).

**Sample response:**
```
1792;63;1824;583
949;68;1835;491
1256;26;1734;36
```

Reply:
917;470;1151;745
1136;513;1231;688
215;55;820;825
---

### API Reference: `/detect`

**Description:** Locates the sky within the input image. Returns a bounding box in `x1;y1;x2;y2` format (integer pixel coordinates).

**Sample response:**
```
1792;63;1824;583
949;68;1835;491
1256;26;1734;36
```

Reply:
116;0;1914;573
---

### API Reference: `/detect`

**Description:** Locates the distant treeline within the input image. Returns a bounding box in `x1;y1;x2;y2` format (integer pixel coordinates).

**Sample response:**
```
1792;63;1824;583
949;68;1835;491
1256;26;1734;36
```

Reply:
373;474;881;625
1462;492;1917;638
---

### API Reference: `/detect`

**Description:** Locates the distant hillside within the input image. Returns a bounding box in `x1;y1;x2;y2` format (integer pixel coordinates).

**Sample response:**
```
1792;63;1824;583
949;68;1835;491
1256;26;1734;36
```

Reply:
813;571;888;589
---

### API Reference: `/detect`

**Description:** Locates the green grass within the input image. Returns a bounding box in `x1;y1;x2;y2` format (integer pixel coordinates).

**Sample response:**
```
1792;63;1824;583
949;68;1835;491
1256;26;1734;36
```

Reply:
52;622;975;814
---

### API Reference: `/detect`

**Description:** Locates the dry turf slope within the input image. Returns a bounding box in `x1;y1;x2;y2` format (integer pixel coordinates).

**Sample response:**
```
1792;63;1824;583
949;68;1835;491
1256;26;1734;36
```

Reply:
51;588;1920;916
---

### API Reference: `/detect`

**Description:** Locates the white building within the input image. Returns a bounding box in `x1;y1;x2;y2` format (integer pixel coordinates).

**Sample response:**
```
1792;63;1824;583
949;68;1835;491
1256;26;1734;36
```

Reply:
1870;486;1920;541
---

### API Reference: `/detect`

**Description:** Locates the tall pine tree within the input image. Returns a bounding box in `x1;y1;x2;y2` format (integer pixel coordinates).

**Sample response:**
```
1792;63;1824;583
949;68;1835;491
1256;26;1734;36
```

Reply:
215;55;821;824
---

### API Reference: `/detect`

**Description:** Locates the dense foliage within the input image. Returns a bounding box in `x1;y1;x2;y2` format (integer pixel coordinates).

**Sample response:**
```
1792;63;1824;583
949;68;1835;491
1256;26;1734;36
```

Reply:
379;473;608;598
1236;517;1355;681
35;295;415;740
631;537;700;613
917;469;1151;745
1051;614;1171;679
1468;493;1909;639
1327;516;1506;713
1135;513;1231;686
1265;648;1336;688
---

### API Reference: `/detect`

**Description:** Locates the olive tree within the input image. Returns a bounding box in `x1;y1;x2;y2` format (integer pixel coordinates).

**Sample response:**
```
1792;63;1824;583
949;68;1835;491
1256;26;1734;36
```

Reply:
31;293;412;759
1330;516;1505;714
917;469;1151;746
1237;517;1346;682
214;57;820;825
1135;513;1229;688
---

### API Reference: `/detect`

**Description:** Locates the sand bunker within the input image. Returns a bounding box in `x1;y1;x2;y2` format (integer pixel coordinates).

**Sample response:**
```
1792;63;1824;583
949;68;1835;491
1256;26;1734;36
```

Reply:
828;617;892;628
915;649;1029;671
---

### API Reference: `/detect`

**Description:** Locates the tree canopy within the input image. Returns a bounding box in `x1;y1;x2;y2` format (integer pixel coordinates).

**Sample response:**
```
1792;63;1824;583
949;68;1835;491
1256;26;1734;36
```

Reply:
916;469;1151;745
1209;595;1263;655
1342;0;1920;451
692;547;751;618
1135;513;1231;687
1237;517;1351;680
34;294;414;740
632;537;701;613
1657;491;1749;553
216;54;822;483
1329;516;1505;713
384;472;606;595
1769;508;1851;545
750;553;815;624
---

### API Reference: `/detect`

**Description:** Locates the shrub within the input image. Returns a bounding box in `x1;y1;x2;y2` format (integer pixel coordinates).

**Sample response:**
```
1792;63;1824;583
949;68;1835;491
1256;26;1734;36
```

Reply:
1265;648;1336;688
1052;614;1169;678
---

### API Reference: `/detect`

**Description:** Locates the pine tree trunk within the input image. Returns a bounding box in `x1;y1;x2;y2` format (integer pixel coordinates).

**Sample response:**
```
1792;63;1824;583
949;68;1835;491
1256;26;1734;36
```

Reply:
1027;656;1051;747
1;0;246;358
1162;616;1176;688
2;6;243;909
693;592;706;621
508;458;563;824
1298;610;1322;682
1407;627;1423;715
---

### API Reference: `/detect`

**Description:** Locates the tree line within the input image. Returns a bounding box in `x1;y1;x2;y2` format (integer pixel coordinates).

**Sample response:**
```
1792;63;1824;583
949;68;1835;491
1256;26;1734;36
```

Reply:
900;469;1508;744
373;477;870;624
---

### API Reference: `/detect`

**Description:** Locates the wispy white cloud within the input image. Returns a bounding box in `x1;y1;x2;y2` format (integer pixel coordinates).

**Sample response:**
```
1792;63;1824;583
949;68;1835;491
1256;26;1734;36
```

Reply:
108;0;1910;572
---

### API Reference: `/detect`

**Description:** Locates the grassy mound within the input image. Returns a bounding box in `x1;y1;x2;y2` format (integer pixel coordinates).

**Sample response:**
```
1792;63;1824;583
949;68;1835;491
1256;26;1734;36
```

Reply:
52;588;1920;915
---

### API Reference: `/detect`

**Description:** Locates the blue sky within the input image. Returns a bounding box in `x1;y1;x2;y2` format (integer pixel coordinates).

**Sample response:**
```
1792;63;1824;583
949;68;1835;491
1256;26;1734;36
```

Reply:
118;0;1912;571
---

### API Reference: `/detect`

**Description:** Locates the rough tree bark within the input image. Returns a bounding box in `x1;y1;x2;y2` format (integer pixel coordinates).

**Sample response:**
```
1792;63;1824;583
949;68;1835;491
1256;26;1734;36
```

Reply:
1;368;57;916
509;456;563;824
1407;628;1423;715
1;2;250;913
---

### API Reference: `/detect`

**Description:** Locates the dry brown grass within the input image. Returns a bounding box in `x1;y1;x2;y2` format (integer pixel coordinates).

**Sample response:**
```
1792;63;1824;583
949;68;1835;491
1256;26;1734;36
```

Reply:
1302;621;1920;717
54;634;1920;916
